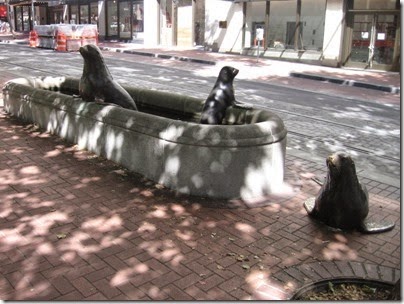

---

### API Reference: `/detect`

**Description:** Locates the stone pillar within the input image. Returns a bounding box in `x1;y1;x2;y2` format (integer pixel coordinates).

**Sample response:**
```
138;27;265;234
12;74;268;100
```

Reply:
321;0;345;67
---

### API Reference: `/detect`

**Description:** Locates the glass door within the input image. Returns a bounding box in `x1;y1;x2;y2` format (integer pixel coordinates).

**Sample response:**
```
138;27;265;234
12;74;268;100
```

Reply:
373;14;397;66
107;0;118;38
346;13;399;70
349;14;373;67
119;1;132;39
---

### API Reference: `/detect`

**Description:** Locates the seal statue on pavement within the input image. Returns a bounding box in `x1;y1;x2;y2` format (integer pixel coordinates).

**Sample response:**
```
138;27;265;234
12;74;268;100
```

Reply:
303;152;395;234
79;44;138;111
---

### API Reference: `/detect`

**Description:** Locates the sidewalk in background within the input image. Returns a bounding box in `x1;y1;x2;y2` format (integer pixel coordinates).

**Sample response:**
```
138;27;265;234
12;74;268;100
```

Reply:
98;40;401;93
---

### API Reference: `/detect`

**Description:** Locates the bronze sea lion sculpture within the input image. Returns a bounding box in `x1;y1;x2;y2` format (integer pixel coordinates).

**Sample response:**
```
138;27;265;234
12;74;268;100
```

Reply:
200;66;251;125
79;44;138;111
303;152;395;234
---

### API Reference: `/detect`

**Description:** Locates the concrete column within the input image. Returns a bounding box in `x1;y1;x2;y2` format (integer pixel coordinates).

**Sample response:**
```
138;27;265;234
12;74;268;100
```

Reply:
144;0;159;46
321;0;345;67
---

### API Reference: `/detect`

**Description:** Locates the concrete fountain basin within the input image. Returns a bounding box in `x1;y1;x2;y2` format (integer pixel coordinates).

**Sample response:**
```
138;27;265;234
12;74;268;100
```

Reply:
3;76;288;200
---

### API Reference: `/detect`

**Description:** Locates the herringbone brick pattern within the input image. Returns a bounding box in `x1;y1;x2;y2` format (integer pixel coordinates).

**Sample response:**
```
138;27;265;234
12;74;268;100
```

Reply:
0;110;400;300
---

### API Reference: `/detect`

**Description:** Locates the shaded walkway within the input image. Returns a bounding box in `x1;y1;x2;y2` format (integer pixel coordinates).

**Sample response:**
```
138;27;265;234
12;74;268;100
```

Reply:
0;108;400;300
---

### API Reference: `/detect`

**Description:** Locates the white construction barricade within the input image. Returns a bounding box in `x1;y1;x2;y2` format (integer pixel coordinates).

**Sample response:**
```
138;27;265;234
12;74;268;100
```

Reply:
32;24;98;52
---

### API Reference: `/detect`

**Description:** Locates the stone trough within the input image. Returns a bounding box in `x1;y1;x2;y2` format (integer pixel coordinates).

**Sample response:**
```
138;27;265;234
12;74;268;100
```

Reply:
3;77;288;200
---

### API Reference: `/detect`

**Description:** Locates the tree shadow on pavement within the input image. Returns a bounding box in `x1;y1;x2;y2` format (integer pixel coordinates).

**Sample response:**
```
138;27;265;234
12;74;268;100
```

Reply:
0;112;400;300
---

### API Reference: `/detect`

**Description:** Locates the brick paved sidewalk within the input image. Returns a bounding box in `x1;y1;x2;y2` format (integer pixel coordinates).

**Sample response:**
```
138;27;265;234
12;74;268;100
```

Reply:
0;107;400;300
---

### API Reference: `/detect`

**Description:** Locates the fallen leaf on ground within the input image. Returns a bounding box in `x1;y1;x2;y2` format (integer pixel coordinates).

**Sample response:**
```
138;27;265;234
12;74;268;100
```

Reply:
56;233;67;239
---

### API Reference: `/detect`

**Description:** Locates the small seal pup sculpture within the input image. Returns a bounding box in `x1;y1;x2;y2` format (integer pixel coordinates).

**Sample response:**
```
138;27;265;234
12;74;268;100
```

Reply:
303;152;395;234
200;66;251;125
79;44;138;111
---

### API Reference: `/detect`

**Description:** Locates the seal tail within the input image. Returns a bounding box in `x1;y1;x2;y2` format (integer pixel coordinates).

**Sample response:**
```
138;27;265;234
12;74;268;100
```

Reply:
359;219;395;234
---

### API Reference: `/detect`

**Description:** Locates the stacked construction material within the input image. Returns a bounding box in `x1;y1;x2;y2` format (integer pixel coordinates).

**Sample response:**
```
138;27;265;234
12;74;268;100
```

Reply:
31;24;98;51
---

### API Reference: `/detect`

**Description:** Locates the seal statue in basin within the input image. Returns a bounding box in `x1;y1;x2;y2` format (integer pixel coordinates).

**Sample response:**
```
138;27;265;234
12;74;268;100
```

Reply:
303;152;395;234
200;66;251;125
79;44;138;111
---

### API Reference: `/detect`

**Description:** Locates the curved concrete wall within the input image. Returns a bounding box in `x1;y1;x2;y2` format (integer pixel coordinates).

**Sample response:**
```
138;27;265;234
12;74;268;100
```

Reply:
3;77;287;200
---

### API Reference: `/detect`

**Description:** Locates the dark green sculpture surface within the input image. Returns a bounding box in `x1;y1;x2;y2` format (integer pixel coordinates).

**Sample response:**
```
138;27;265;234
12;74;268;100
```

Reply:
79;44;138;111
304;152;395;234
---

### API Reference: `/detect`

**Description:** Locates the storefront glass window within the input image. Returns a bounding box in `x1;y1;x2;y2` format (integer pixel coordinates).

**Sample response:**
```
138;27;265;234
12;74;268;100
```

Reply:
354;0;397;9
107;0;118;36
15;7;22;31
301;0;326;51
70;4;78;24
119;1;131;39
265;0;325;51
22;6;30;30
268;0;296;49
90;2;98;24
246;1;266;48
132;1;143;33
80;5;89;24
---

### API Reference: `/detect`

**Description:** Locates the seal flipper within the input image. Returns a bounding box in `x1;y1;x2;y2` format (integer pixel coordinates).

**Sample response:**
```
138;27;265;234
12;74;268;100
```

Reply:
304;196;395;234
303;197;316;215
359;219;395;234
233;100;253;110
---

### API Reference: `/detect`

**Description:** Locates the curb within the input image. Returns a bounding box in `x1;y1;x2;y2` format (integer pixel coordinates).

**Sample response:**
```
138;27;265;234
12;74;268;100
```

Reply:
1;39;399;94
99;46;216;66
290;72;400;94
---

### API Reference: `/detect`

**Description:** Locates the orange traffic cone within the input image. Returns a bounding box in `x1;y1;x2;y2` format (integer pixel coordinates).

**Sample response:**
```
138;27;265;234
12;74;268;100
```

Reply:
55;32;67;51
29;31;38;48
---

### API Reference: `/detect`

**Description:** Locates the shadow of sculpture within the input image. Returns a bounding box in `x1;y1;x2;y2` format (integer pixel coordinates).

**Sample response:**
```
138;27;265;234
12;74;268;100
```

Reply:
303;152;395;234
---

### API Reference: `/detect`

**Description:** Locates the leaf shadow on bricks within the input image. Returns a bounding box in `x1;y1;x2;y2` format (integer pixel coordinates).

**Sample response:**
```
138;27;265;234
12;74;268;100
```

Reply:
0;114;400;300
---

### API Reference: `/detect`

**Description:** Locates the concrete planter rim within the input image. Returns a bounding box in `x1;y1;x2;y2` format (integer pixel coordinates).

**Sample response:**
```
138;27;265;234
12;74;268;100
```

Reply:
290;277;395;300
3;77;287;148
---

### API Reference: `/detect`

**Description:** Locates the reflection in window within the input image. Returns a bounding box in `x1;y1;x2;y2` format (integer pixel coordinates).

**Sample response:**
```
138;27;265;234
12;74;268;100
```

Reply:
246;1;265;47
107;0;118;36
23;6;30;30
16;7;23;31
90;2;98;25
133;1;143;33
80;5;89;24
266;0;326;51
354;0;397;9
301;0;325;51
70;5;78;24
268;1;296;49
120;1;131;39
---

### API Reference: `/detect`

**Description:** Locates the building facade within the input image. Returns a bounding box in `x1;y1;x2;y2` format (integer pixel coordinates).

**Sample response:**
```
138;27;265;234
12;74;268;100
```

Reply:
205;0;400;71
6;0;401;71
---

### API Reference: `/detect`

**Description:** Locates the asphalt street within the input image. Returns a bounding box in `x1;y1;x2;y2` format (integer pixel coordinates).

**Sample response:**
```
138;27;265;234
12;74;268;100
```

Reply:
0;43;400;186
